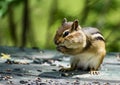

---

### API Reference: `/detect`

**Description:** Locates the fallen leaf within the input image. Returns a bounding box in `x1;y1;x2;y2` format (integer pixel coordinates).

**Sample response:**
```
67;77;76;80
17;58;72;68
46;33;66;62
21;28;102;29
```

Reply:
1;53;11;59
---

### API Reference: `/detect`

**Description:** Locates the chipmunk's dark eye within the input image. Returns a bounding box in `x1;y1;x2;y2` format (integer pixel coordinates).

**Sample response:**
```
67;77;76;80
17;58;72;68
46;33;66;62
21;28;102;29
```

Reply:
63;31;69;37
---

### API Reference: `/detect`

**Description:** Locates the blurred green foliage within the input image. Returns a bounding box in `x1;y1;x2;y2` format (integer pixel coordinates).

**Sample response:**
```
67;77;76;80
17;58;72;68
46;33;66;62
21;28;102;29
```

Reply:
0;0;120;52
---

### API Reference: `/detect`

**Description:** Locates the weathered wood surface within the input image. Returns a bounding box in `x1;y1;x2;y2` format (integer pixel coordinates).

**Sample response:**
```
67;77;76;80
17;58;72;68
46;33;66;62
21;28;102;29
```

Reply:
0;46;120;85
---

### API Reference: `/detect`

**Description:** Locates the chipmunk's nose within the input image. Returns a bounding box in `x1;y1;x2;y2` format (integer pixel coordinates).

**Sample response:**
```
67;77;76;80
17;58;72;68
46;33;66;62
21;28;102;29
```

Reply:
54;38;63;45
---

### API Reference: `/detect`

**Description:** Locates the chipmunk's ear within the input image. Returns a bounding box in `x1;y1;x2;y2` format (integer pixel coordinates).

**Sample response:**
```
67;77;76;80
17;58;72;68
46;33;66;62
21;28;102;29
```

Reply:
71;19;79;31
62;18;67;25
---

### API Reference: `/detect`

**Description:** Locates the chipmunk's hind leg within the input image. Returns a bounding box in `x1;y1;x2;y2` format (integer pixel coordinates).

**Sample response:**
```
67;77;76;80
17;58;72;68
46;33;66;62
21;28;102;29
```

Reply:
59;63;77;72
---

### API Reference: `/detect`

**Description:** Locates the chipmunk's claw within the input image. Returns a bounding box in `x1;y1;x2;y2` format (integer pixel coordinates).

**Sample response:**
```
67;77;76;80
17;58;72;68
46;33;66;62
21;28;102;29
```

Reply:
59;67;74;72
89;70;99;75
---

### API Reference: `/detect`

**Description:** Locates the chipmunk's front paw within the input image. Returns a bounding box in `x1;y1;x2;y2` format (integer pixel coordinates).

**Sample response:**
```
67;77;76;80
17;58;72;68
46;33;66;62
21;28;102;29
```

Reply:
59;67;74;72
89;70;99;75
57;46;67;53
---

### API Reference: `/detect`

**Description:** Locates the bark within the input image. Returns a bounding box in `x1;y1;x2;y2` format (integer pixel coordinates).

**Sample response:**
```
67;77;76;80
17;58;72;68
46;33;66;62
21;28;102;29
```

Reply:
8;3;17;46
21;0;29;47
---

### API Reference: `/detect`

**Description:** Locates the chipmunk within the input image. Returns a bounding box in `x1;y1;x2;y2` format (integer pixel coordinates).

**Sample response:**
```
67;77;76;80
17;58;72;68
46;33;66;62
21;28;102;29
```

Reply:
54;18;106;74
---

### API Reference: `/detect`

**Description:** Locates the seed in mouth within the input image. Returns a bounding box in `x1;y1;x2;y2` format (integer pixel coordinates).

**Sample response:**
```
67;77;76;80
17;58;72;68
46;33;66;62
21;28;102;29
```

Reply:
57;45;67;48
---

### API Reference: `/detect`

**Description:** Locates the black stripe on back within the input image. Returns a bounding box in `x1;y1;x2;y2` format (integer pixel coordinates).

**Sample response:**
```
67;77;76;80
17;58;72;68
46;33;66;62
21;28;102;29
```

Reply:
95;36;105;42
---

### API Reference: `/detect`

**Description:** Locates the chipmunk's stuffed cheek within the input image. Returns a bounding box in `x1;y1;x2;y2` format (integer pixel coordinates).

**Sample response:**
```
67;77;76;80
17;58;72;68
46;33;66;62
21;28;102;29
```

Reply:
63;37;72;47
64;34;86;49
